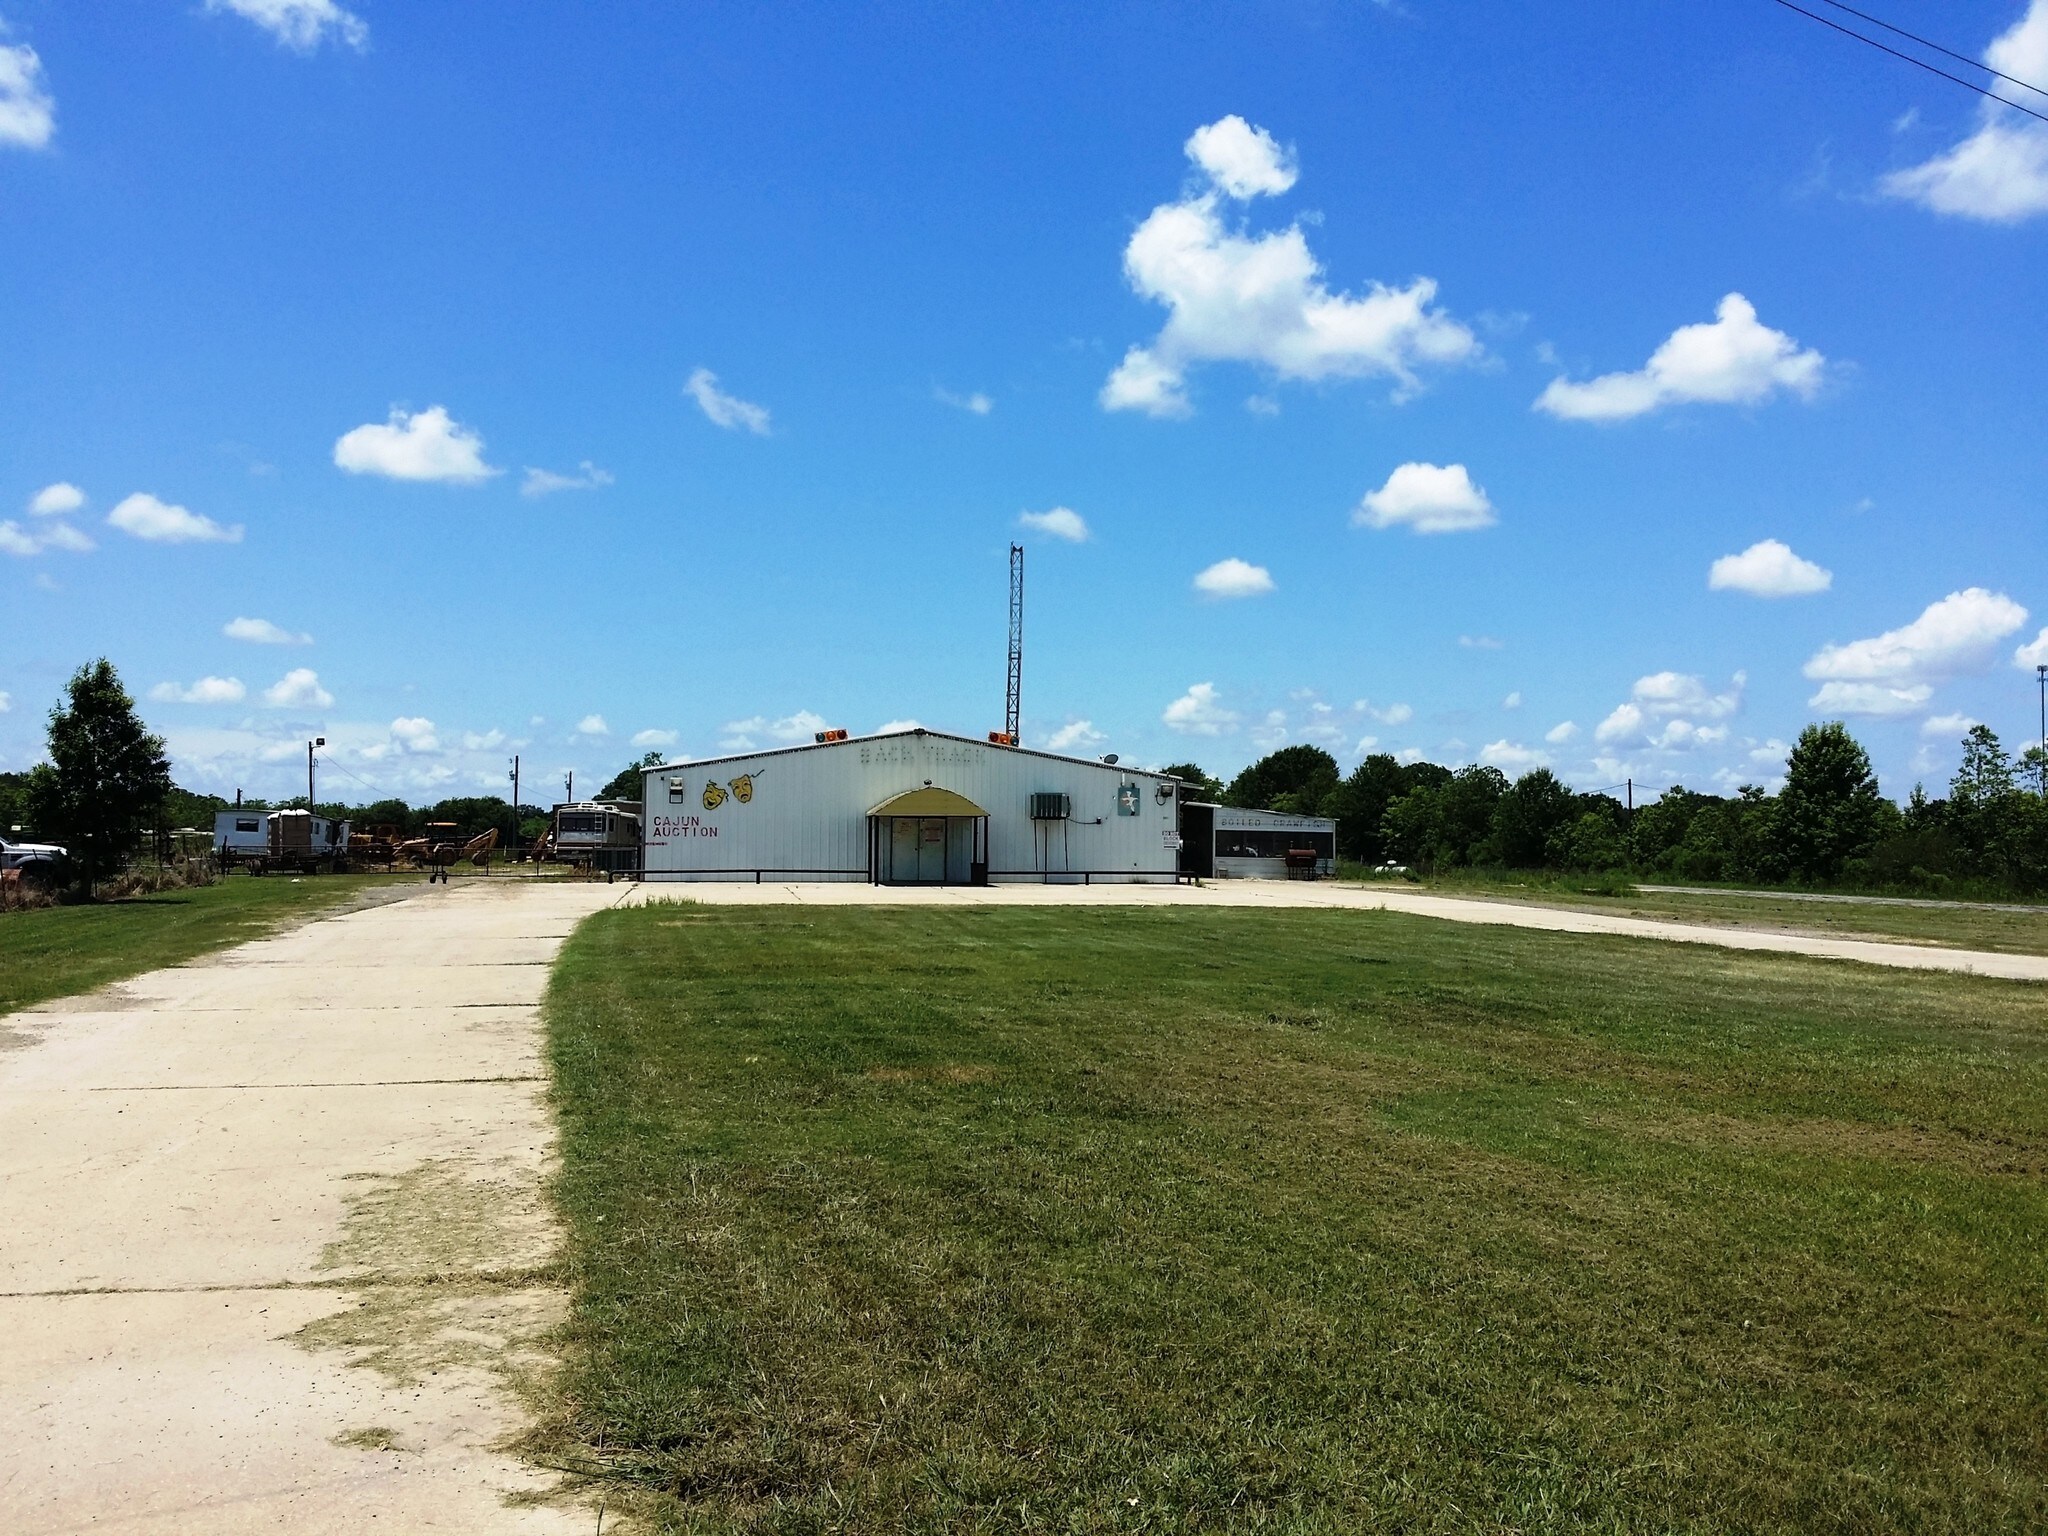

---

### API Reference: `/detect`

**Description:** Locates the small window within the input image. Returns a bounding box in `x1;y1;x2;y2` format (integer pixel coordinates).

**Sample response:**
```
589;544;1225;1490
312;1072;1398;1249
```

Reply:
236;819;260;833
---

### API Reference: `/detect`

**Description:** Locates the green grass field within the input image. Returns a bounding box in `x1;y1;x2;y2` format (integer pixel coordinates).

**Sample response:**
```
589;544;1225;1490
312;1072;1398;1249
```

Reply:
540;905;2048;1534
1381;872;2048;956
0;873;397;1017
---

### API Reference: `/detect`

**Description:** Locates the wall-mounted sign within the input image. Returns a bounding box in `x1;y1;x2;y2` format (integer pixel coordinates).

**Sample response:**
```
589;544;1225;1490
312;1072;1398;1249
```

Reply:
1116;783;1140;816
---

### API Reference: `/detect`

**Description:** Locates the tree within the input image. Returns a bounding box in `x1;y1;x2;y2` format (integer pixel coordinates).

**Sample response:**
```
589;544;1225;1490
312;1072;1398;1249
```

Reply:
1948;724;2023;881
23;659;173;892
1159;762;1224;800
598;751;667;803
1483;768;1578;868
1330;754;1408;863
1224;746;1339;816
1775;722;1886;882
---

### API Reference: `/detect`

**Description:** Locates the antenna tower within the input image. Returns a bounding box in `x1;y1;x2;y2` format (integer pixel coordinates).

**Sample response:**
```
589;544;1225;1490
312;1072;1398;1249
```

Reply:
1005;543;1024;744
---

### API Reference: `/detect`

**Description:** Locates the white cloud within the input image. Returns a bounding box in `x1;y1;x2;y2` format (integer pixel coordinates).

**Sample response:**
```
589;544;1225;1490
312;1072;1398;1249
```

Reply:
204;0;366;52
37;521;93;552
0;38;55;151
1808;682;1934;717
108;493;242;544
389;716;439;752
1882;1;2048;222
1480;740;1549;774
1545;720;1579;744
1183;114;1298;199
718;709;827;751
631;728;679;749
0;691;9;713
1163;681;1238;736
686;368;771;435
1459;635;1504;651
874;718;922;735
936;388;993;416
461;729;506;750
224;616;312;645
1244;394;1281;417
1921;712;1981;738
1193;557;1274;599
1019;506;1089;542
1708;538;1832;597
575;714;610;737
1101;117;1477;417
148;676;247;705
2015;627;2048;668
1358;700;1413;726
334;406;496;484
1650;719;1729;751
1630;671;1745;720
1595;703;1644;745
1354;735;1379;754
520;461;614;498
1503;691;1522;709
1353;462;1495;534
1750;739;1790;767
29;482;83;516
1045;719;1107;753
1804;589;2027;703
1535;294;1825;422
1249;708;1290;752
263;668;332;708
0;517;93;555
1594;672;1744;747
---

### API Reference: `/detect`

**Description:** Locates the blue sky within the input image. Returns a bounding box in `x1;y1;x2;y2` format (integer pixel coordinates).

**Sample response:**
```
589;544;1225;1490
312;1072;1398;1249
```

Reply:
3;0;2045;805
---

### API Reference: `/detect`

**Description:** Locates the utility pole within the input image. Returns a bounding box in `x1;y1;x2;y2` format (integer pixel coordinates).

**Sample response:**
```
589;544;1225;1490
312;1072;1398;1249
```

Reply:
2038;664;2045;756
566;771;574;805
1626;777;1633;814
509;755;521;859
307;736;324;807
1004;543;1024;744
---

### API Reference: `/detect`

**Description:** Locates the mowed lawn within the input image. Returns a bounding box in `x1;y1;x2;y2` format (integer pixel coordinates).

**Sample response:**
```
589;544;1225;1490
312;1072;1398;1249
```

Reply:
541;905;2048;1535
0;874;391;1017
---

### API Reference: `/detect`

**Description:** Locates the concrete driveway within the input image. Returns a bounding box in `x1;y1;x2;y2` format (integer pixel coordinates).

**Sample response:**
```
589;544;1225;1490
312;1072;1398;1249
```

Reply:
623;878;2048;982
0;878;627;1535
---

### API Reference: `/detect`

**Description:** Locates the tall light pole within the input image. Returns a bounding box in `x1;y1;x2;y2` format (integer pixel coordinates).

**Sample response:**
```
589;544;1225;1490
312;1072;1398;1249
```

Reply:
307;736;324;807
2037;664;2045;755
509;754;521;858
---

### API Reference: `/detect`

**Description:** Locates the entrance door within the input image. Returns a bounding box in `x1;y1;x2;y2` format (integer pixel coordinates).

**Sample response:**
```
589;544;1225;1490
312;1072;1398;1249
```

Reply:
886;817;950;883
914;817;947;882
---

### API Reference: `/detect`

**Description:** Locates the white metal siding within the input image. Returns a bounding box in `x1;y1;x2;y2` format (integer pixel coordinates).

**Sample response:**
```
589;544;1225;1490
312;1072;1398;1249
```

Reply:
641;731;1180;882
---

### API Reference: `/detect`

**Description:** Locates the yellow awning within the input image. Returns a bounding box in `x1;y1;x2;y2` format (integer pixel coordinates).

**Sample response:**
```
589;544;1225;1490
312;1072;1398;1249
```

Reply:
868;786;988;818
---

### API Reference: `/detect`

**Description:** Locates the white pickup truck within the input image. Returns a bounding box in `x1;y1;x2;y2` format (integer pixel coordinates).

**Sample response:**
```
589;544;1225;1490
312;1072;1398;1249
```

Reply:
0;836;67;881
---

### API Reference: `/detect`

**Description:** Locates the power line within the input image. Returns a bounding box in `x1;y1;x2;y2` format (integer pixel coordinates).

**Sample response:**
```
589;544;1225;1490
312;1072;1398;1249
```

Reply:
312;752;382;796
1770;0;2048;127
1804;0;2048;99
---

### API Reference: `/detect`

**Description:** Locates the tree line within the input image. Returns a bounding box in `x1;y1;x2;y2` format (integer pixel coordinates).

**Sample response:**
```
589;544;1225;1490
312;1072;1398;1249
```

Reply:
1166;720;2048;896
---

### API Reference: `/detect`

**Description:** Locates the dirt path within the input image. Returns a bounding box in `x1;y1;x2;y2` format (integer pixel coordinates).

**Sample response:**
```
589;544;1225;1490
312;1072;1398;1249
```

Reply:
624;879;2048;982
0;878;627;1534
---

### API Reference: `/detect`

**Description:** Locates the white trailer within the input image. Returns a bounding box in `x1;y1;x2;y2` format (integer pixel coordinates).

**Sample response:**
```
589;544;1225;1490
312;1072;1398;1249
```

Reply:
640;728;1182;885
1177;804;1337;880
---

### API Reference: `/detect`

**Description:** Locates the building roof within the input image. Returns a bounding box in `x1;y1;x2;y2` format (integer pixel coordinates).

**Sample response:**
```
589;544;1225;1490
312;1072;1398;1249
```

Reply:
640;726;1180;781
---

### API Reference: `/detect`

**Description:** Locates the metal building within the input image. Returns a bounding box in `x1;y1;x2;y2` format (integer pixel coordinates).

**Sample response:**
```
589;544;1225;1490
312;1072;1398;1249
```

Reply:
1177;803;1337;880
640;728;1183;884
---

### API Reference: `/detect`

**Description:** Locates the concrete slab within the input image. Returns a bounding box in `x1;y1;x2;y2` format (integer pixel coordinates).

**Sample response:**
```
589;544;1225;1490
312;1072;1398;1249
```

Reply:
623;878;2048;982
0;879;627;1533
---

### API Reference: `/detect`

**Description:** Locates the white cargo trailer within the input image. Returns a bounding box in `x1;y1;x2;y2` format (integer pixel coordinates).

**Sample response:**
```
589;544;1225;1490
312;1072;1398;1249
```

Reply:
1177;804;1337;880
640;728;1182;885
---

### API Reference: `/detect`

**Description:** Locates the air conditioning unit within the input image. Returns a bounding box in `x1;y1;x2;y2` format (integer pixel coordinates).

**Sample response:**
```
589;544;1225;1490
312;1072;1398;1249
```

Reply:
1029;792;1071;821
